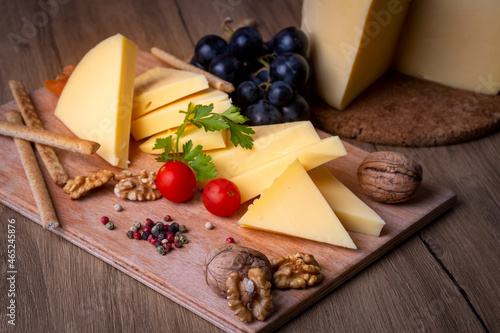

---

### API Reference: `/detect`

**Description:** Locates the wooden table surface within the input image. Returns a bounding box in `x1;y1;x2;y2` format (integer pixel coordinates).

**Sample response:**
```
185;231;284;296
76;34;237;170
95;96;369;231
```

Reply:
0;1;498;332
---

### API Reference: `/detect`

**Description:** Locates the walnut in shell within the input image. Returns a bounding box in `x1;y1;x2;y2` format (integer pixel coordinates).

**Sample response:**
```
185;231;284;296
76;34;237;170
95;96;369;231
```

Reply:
357;151;423;203
204;244;272;297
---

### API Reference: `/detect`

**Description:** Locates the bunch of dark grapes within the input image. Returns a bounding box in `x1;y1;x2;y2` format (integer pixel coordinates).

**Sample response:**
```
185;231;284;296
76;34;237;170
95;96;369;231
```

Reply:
192;26;310;126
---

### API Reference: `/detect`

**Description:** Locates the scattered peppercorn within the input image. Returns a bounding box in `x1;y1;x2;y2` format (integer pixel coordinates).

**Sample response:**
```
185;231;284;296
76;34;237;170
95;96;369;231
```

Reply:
156;222;165;231
156;246;166;255
114;204;122;212
126;230;134;239
133;221;141;231
101;216;109;225
154;240;162;248
205;222;213;230
133;231;141;240
141;232;150;240
161;239;168;244
167;222;179;233
226;237;235;244
166;233;174;243
163;242;173;251
157;232;166;241
174;241;182;248
179;224;187;233
145;218;154;228
164;215;172;222
142;226;151;234
147;234;155;242
106;221;115;230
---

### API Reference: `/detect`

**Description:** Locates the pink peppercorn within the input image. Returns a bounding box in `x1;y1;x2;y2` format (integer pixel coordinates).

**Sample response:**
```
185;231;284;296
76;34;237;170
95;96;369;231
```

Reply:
133;231;141;240
164;215;172;222
145;218;154;228
163;242;173;251
174;241;182;248
142;226;151;234
100;216;109;225
166;234;174;243
226;237;235;244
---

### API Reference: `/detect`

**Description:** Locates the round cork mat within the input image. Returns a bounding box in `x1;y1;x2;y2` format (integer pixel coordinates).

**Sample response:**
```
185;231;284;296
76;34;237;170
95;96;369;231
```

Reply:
310;73;500;147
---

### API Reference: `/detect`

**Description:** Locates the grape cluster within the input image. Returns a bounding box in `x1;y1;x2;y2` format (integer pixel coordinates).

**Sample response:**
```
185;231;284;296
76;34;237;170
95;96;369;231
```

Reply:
192;26;311;126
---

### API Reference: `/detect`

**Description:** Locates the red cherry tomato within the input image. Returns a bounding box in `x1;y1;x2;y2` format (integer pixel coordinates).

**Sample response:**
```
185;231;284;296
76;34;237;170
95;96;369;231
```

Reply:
156;161;196;203
202;178;241;217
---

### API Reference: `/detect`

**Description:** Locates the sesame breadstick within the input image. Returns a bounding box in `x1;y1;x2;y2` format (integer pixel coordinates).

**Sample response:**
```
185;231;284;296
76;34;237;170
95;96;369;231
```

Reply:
5;110;59;229
8;79;69;186
0;120;100;155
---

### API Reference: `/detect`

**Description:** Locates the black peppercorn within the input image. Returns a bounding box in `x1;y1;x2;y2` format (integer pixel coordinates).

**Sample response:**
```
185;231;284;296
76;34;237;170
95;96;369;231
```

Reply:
153;240;162;248
168;222;179;233
141;232;150;240
152;229;160;238
126;230;134;239
155;222;165;231
157;231;166;241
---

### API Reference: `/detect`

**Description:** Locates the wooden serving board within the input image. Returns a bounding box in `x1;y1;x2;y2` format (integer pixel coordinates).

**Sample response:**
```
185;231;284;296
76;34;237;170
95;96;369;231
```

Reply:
0;51;457;333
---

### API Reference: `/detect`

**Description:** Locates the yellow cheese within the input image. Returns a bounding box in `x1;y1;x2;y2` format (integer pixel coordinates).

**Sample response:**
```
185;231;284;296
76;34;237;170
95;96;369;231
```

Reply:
131;88;231;140
132;67;209;119
208;121;320;180
393;0;500;95
139;124;227;154
309;167;385;236
239;159;356;249
232;136;346;203
301;0;409;110
54;34;138;168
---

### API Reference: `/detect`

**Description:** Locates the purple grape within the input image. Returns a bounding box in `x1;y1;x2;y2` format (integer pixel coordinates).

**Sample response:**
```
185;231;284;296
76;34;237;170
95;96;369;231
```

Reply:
281;93;310;122
245;100;283;125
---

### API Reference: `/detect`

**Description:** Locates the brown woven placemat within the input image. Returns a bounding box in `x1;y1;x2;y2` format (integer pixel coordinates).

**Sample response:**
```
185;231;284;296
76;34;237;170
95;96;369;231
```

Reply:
310;72;500;147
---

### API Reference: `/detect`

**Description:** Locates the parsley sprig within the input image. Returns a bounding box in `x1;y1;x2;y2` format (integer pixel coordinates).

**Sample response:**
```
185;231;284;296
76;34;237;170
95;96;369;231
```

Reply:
153;103;254;182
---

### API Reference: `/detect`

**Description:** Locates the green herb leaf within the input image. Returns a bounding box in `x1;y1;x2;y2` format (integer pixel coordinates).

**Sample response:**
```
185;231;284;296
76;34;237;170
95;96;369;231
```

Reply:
189;150;217;182
221;105;248;124
182;140;202;162
226;121;255;149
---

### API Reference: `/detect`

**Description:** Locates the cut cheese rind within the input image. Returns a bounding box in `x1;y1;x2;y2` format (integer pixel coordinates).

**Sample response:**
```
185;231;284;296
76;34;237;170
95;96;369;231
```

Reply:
393;0;500;95
208;121;320;180
55;34;138;168
131;88;230;140
301;0;409;110
139;125;227;154
239;159;356;249
132;67;209;119
232;136;346;203
309;167;385;236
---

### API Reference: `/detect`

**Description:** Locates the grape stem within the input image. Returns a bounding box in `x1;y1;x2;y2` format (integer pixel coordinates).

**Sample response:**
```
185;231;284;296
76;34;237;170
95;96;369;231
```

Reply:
221;17;234;35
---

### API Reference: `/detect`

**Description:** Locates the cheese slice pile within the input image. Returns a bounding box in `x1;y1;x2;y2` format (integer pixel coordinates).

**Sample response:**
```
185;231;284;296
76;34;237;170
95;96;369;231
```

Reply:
55;34;138;168
239;160;357;249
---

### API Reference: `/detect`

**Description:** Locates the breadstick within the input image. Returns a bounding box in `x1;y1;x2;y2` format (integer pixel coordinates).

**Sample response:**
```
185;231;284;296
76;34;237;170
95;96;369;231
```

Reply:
8;80;69;186
0;119;100;155
6;111;59;229
151;47;235;93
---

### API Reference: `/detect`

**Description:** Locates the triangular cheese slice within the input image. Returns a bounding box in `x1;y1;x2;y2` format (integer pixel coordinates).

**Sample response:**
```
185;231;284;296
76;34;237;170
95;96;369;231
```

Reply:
309;167;386;236
55;34;138;168
239;159;356;249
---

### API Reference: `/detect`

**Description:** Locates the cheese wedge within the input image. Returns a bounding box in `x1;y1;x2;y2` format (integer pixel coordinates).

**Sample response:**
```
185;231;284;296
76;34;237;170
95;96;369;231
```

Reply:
139;125;227;154
208;121;320;180
239;159;356;249
132;67;209;119
301;0;410;110
131;88;231;140
309;167;385;236
55;34;138;168
232;136;346;203
393;0;500;95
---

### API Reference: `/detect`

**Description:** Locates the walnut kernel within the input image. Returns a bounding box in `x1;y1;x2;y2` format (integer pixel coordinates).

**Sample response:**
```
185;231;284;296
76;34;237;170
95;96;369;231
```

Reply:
114;170;161;201
63;170;114;199
271;253;323;289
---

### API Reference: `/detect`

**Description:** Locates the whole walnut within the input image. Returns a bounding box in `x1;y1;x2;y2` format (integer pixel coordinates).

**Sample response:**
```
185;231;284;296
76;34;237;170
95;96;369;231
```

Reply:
204;244;272;297
357;151;423;203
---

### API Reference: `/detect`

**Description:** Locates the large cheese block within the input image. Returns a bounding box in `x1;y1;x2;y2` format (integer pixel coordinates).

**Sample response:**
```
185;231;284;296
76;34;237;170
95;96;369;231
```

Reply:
132;67;209;119
301;0;410;110
131;88;230;140
239;159;356;249
55;34;138;168
208;121;320;180
139;125;227;154
393;0;500;95
309;167;385;236
232;136;346;203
